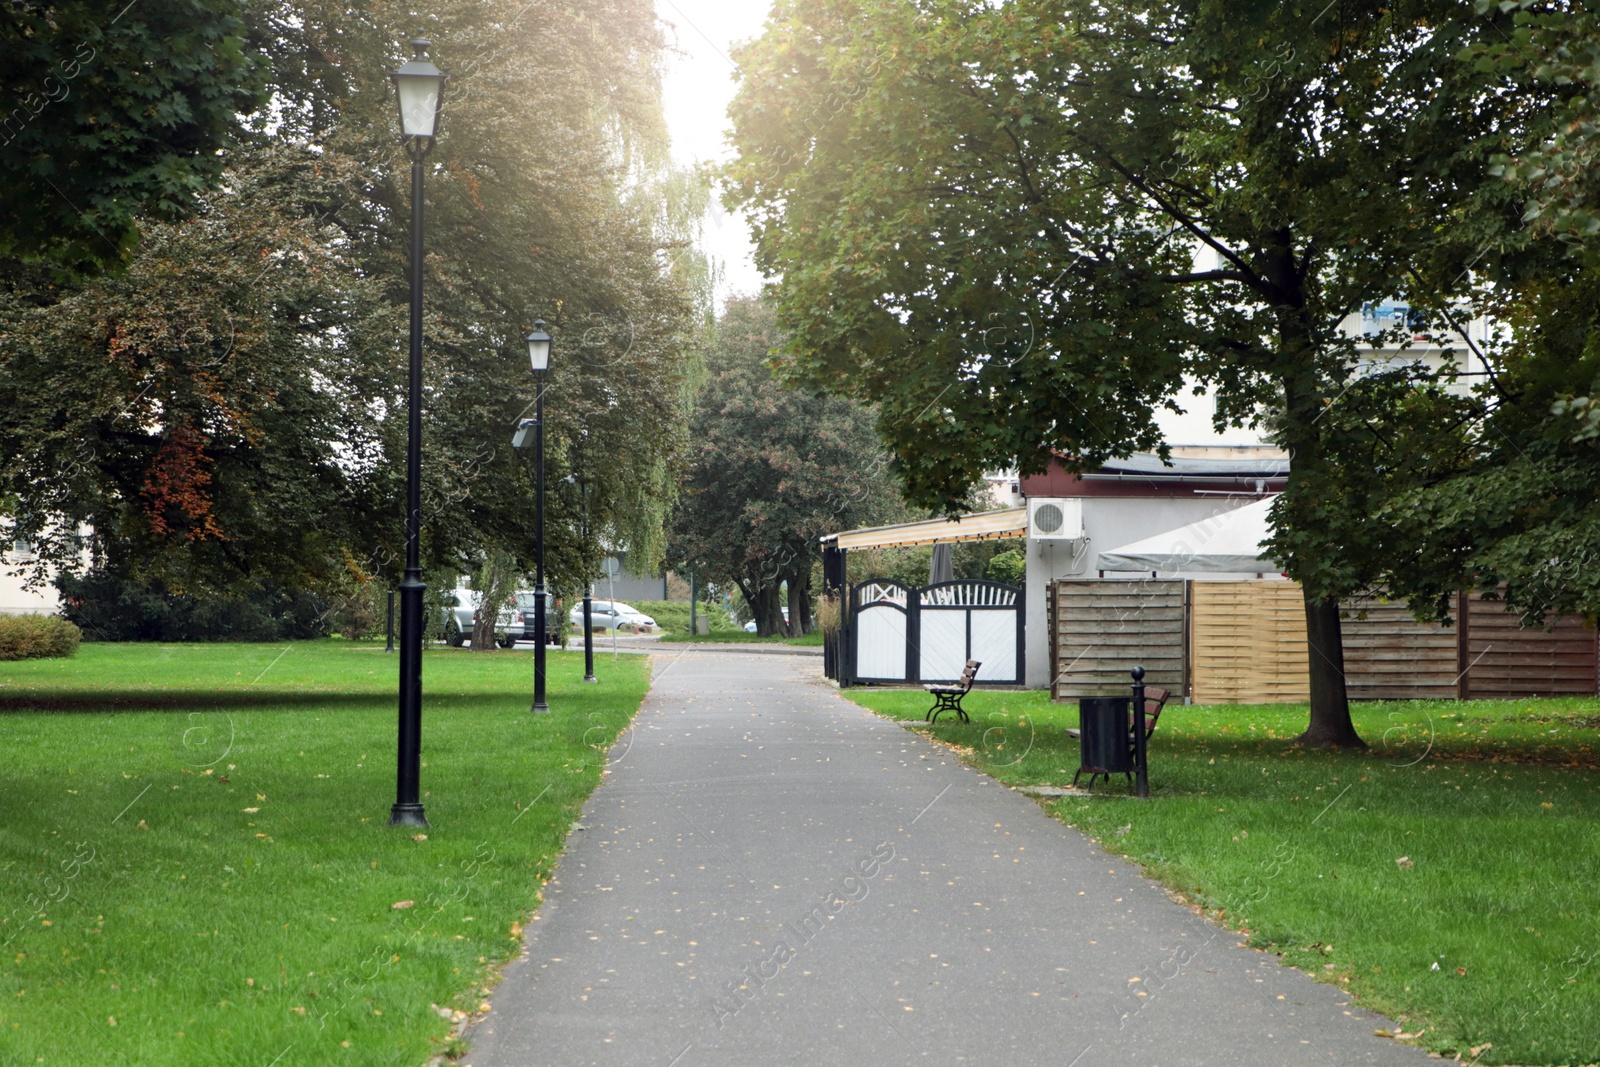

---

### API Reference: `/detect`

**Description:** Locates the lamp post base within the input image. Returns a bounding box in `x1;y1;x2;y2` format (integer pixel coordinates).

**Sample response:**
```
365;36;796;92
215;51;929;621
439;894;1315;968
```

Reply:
388;803;429;828
582;675;598;684
531;700;551;715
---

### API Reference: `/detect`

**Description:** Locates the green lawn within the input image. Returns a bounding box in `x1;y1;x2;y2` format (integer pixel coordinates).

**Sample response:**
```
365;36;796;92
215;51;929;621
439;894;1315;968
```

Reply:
844;686;1600;1066
0;641;649;1066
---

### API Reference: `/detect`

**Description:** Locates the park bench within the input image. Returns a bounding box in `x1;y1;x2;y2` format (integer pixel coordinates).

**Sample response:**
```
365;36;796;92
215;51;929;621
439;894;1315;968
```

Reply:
925;659;981;724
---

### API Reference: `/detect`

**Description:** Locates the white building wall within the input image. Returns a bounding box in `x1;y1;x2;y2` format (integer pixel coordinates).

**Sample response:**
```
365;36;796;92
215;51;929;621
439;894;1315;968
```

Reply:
1;556;61;616
1023;495;1280;689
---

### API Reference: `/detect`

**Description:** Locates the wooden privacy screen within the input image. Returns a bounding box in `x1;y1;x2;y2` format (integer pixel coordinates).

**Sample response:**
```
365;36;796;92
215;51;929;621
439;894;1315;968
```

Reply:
1050;580;1598;703
1190;582;1310;705
1462;596;1598;698
1341;594;1460;701
1050;580;1187;700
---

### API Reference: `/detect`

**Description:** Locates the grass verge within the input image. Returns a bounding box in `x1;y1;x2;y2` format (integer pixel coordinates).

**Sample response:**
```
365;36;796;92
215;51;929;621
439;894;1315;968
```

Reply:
843;686;1600;1066
0;640;649;1066
656;631;823;647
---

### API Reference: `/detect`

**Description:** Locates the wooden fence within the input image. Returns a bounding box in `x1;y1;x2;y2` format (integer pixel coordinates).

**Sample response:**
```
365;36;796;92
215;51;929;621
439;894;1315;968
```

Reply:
1049;580;1598;703
1050;580;1187;701
1190;582;1310;705
1341;593;1461;701
1463;597;1599;698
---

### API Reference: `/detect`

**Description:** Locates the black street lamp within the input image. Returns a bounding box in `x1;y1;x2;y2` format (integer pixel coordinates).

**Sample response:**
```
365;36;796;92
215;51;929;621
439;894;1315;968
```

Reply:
575;472;598;684
388;39;445;830
518;321;553;714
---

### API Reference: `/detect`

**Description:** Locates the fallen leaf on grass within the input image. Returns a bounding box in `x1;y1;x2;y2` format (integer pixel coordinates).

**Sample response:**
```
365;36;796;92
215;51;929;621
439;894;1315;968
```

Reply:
1395;856;1414;869
242;807;259;814
412;834;428;842
392;901;415;910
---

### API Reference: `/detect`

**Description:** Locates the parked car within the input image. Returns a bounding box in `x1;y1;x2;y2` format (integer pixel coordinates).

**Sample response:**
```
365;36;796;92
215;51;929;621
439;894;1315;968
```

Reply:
569;600;655;633
743;607;790;633
440;587;526;647
516;591;561;645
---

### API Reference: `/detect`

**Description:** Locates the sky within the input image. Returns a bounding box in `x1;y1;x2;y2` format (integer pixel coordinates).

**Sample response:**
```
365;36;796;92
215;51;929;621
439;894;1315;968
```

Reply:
654;0;770;300
652;0;1263;446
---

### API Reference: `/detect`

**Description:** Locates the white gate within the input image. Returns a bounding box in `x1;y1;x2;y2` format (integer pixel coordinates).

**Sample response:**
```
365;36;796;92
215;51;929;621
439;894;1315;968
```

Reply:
850;580;911;683
847;579;1023;686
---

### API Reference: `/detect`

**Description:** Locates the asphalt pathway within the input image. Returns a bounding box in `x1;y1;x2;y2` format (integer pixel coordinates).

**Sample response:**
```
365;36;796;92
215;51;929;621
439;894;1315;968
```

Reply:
465;650;1431;1067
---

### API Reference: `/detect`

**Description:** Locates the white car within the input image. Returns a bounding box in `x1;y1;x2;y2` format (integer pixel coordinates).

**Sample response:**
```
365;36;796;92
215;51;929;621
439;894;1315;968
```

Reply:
441;587;523;647
569;600;655;633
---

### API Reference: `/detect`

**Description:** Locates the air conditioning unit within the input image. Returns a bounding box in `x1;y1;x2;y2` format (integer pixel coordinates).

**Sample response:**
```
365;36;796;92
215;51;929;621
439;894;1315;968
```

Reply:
1027;498;1083;541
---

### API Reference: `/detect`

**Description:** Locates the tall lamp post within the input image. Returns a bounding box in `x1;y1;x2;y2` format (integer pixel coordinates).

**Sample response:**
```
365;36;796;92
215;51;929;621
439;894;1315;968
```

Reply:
387;39;445;829
519;321;553;714
578;474;598;684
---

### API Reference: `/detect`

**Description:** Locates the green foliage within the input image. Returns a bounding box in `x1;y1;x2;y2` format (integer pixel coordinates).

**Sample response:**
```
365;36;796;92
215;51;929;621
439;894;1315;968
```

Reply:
0;613;81;660
0;0;267;273
626;599;739;635
1;1;701;617
56;571;328;642
669;295;907;635
0;641;649;1066
723;0;1538;738
985;549;1026;587
1466;0;1600;252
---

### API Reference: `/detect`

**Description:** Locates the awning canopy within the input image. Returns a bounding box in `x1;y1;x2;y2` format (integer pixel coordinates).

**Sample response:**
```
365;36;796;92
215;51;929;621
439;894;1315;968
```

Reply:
821;507;1027;551
1097;496;1279;573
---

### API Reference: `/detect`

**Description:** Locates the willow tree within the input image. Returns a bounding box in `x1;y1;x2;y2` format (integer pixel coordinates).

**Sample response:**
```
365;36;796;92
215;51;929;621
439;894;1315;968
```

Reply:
1;0;702;612
725;0;1532;745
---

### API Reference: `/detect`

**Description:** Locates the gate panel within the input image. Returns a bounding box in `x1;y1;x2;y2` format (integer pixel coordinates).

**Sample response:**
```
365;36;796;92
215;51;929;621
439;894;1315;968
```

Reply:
918;580;1022;685
918;611;967;682
855;606;908;682
850;580;912;684
970;609;1018;683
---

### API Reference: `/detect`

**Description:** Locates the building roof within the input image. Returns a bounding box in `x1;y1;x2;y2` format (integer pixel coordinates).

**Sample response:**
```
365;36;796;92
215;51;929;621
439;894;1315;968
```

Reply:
1086;453;1289;480
819;507;1027;550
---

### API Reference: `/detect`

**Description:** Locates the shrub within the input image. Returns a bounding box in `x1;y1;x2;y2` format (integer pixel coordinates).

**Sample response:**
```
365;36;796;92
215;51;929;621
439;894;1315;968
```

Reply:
56;572;328;642
0;613;82;661
626;599;740;635
985;548;1026;586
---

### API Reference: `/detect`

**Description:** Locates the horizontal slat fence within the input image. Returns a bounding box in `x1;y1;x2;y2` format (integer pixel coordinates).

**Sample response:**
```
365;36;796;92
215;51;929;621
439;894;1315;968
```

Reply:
1190;581;1310;705
1464;596;1599;698
1051;580;1186;700
1048;579;1598;704
1341;595;1460;701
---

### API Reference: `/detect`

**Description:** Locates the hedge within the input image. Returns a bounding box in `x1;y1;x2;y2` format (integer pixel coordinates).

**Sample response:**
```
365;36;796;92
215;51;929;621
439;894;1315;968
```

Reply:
0;614;82;661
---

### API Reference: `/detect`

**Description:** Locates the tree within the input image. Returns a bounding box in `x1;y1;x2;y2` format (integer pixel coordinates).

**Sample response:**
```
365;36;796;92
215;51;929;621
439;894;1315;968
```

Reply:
0;0;267;274
1352;1;1600;627
670;295;904;636
1;0;703;620
725;0;1536;745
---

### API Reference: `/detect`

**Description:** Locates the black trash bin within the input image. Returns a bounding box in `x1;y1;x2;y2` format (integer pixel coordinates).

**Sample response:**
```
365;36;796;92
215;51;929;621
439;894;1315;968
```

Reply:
1074;696;1132;789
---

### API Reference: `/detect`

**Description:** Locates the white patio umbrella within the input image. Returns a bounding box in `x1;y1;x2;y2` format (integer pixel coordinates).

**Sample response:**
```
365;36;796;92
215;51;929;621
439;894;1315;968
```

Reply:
1097;495;1280;574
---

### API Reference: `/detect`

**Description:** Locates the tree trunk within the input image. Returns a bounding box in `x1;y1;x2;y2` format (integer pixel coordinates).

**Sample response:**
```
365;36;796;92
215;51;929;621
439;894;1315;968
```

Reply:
795;571;814;634
762;584;785;636
470;550;518;651
785;577;804;637
1297;593;1365;747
